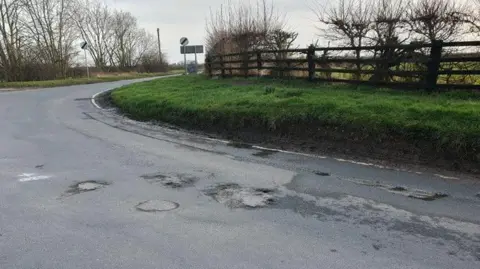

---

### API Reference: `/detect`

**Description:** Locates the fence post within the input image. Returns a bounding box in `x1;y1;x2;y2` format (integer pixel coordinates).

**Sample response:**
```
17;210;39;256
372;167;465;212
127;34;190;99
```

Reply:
256;51;262;77
243;51;249;78
219;55;225;78
426;40;443;92
307;45;316;81
205;55;212;77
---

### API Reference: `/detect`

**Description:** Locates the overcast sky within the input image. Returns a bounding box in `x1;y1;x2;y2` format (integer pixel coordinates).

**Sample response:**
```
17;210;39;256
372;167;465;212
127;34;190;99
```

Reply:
106;0;321;64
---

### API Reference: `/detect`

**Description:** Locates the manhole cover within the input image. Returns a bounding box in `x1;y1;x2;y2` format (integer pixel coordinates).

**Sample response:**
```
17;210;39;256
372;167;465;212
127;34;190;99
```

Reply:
135;200;179;212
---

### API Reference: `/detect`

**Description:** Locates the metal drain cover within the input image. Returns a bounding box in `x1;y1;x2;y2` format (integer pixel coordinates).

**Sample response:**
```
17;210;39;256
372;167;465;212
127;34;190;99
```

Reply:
135;200;179;212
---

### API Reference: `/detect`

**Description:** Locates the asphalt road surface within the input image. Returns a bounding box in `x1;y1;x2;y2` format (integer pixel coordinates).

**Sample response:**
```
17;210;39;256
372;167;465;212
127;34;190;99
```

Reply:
1;77;479;269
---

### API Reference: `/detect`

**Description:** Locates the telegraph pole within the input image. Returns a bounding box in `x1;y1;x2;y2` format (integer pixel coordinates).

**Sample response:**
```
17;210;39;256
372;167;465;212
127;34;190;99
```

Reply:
157;28;163;65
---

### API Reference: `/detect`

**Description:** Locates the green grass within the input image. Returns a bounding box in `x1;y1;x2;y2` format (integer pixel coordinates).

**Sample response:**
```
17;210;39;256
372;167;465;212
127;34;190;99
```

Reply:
0;71;182;89
111;75;480;165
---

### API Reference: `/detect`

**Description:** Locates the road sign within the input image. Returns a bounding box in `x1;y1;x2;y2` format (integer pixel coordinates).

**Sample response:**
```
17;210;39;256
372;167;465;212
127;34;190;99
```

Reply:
187;63;197;74
180;45;204;54
80;41;88;50
180;37;189;46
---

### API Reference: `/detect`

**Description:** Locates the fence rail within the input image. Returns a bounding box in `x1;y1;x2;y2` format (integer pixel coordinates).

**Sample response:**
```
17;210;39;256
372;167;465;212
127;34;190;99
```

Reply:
205;40;480;91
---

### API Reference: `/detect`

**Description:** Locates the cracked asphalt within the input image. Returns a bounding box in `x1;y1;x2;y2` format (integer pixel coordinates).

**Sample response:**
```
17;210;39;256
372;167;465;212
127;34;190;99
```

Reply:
0;77;479;269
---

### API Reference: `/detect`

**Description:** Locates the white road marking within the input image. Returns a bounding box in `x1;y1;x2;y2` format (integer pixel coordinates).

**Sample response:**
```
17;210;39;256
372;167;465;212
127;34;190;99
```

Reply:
18;173;51;182
434;174;460;180
91;78;463;182
90;74;182;109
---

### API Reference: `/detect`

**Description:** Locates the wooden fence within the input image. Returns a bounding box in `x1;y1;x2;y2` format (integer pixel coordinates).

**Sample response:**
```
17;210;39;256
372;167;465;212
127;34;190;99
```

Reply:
204;40;480;91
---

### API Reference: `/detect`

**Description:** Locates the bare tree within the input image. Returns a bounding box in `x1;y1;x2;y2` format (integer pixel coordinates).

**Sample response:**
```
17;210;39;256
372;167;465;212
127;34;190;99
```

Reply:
264;29;298;77
206;0;284;55
368;0;410;82
370;0;409;46
71;0;113;70
408;0;467;42
22;0;78;78
130;28;156;67
463;0;480;35
206;0;285;77
0;0;24;81
109;10;138;68
312;0;373;79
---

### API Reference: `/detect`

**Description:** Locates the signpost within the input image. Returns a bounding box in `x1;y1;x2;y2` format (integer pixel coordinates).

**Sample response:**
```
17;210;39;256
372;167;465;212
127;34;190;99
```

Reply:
180;44;204;74
180;37;189;74
80;41;89;79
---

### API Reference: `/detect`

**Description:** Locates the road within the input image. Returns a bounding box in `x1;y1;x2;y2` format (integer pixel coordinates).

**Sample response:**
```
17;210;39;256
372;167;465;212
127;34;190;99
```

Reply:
0;77;479;269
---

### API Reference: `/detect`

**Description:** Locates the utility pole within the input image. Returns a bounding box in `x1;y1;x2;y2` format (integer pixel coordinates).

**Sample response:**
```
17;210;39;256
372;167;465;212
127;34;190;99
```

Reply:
157;28;163;65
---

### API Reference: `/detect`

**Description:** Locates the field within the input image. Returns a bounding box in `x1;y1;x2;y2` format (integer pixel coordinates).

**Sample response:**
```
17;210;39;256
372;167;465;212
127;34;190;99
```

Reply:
111;75;480;172
0;71;183;89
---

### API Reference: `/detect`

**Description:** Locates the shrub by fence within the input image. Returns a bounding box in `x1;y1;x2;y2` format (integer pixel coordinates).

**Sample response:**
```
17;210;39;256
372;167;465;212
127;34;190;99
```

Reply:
205;40;480;91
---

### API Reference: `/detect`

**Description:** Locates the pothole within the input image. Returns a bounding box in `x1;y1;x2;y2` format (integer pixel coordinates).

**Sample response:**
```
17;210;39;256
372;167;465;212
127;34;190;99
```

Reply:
315;171;331;176
66;180;109;195
345;178;449;201
390;186;407;192
204;183;276;209
135;200;179;212
140;172;198;188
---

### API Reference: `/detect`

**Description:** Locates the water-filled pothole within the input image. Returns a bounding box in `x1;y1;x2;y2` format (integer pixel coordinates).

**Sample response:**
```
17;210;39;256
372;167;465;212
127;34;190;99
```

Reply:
252;149;277;158
135;200;179;212
204;183;276;208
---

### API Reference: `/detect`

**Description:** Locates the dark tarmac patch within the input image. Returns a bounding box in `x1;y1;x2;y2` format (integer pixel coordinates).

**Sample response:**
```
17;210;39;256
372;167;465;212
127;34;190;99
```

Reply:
273;195;348;220
35;164;44;169
135;200;179;212
204;183;276;208
447;250;457;256
330;249;338;253
252;149;277;158
390;186;407;191
66;180;109;195
227;142;253;149
315;171;331;176
140;172;198;188
408;192;449;201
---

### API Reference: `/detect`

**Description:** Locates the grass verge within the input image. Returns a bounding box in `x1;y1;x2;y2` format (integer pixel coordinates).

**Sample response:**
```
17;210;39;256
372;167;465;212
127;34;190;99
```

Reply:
111;75;480;173
0;71;182;89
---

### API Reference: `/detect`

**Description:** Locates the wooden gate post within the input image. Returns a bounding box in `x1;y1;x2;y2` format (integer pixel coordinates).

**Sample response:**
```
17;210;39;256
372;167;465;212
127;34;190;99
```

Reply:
256;51;262;77
426;40;443;92
307;45;316;81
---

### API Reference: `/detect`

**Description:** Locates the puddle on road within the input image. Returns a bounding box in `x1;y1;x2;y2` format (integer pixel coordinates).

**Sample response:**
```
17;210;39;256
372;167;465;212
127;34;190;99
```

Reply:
66;180;109;195
252;149;278;158
227;142;253;149
135;200;179;212
343;178;449;201
315;171;331;176
204;183;276;209
140;172;198;188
